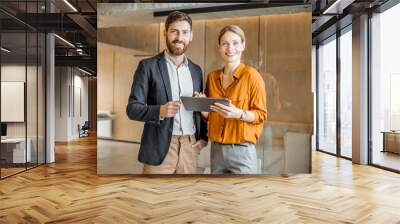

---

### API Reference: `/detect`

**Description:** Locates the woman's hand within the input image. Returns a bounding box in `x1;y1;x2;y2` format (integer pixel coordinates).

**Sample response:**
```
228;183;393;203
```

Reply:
194;92;209;119
210;102;243;119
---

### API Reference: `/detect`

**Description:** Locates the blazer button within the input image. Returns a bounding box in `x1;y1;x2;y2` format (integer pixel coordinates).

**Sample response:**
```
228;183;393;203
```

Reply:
168;128;172;132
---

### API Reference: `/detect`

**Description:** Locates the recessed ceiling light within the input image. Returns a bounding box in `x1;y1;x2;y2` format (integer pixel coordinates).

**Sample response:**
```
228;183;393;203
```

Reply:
1;47;11;53
323;0;354;15
63;0;78;12
77;67;93;76
54;34;75;48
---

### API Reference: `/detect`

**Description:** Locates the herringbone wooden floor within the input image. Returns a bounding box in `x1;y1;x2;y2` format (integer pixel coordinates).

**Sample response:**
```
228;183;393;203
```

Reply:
1;136;400;224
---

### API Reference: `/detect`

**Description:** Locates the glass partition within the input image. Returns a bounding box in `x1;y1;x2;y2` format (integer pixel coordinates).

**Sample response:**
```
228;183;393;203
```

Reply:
317;36;337;155
27;31;38;169
38;32;46;165
0;1;46;179
1;30;28;177
339;28;352;158
371;3;400;171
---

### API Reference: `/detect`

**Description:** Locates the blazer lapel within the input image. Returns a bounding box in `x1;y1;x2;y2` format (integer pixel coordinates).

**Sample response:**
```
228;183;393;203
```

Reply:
157;54;172;101
188;61;199;92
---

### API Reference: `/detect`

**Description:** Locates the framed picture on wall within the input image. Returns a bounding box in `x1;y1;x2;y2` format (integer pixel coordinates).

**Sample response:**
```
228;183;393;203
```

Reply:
1;81;25;122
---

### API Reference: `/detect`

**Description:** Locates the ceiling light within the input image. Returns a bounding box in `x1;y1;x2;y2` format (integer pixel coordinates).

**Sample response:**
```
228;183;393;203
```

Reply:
1;47;11;53
54;34;75;48
76;48;85;55
63;0;78;12
77;67;93;76
323;0;354;15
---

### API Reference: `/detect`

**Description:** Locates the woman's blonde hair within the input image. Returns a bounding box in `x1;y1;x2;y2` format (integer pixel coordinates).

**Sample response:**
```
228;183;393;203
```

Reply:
218;25;246;45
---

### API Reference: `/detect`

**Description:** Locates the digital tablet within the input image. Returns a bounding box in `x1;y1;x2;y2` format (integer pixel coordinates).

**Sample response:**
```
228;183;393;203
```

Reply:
180;96;230;112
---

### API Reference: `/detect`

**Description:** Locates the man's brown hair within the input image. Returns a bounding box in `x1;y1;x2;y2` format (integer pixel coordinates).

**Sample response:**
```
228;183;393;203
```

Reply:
165;11;192;31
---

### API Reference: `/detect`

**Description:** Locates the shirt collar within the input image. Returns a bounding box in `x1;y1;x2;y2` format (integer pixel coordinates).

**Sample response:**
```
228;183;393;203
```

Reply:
164;50;188;67
217;63;245;80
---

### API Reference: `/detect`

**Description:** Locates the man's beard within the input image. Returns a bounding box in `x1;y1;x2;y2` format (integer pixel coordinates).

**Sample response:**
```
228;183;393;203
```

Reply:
166;39;189;56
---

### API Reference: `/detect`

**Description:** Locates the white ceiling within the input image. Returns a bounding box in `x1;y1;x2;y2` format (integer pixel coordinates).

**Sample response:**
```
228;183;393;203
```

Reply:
98;3;231;28
98;3;311;28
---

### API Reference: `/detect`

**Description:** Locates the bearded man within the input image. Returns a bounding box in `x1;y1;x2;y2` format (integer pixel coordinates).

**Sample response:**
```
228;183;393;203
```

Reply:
126;11;207;174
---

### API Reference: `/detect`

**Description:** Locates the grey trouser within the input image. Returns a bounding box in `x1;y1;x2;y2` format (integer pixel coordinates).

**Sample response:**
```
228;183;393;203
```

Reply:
211;142;258;174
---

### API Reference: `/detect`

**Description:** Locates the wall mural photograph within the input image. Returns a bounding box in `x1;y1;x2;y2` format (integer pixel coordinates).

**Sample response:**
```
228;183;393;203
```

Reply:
97;3;313;175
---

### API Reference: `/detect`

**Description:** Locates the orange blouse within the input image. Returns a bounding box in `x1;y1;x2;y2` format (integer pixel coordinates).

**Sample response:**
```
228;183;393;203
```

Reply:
205;63;267;144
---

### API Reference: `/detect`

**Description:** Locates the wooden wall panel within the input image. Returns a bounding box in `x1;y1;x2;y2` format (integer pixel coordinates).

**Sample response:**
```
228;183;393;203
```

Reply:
112;54;144;142
98;24;159;54
98;12;312;140
97;43;151;142
88;77;97;132
260;12;312;123
204;16;259;78
97;43;114;112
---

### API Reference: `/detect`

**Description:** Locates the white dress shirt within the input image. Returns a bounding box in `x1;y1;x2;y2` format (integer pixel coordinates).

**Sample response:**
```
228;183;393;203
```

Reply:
164;51;196;136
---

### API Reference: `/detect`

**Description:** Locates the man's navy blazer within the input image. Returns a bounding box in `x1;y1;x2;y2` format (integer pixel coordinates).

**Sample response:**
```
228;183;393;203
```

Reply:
126;52;208;165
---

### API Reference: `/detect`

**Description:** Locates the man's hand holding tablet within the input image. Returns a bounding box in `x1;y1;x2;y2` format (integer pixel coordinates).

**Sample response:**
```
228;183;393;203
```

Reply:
180;94;229;113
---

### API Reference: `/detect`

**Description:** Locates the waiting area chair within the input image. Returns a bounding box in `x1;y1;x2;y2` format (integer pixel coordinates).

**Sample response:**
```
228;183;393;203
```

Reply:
78;121;90;138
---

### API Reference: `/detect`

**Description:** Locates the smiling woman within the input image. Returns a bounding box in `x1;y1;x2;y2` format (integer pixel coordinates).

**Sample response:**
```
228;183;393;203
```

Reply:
203;25;267;174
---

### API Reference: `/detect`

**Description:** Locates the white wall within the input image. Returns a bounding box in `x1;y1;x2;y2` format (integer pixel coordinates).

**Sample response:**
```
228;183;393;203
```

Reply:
1;65;34;137
72;73;89;138
55;67;89;141
55;67;68;141
2;63;46;164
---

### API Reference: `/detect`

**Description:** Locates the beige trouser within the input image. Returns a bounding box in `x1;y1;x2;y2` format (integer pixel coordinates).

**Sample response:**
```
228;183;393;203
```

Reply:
143;135;200;174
